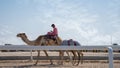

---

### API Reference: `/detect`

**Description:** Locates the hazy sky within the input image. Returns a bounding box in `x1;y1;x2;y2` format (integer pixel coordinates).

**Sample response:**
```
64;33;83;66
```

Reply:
0;0;120;45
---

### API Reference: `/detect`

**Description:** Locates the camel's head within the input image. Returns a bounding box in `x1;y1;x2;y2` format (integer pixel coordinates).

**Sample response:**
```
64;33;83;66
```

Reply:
17;33;27;38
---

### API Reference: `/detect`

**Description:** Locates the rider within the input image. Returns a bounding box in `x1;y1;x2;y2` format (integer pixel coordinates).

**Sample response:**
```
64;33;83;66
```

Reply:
47;24;58;40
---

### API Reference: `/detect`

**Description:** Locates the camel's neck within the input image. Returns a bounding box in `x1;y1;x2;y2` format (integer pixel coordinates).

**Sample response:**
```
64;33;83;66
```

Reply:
20;36;35;45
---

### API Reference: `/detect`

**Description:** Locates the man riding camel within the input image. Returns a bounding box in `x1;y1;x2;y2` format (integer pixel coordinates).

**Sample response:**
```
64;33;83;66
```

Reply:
47;24;58;36
46;24;58;41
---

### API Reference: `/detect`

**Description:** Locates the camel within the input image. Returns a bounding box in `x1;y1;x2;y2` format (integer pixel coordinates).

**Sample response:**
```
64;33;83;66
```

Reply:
61;39;83;66
17;33;83;65
16;33;61;65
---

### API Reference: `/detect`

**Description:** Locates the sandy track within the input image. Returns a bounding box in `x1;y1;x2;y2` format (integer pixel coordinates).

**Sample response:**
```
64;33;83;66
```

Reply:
0;60;120;68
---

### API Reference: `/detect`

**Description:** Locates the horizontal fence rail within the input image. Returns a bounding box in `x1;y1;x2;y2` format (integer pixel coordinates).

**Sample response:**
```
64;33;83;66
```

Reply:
0;45;108;50
0;45;120;68
0;45;119;50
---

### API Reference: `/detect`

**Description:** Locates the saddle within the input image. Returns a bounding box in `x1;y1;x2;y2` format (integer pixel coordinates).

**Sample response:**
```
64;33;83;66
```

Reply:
45;35;58;44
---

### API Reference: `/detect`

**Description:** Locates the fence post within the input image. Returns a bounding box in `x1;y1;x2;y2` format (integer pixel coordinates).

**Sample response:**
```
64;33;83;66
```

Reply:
30;50;33;61
108;47;113;68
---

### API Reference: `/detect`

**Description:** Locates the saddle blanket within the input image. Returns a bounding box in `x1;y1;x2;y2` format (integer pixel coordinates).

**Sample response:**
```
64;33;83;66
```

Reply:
61;39;81;46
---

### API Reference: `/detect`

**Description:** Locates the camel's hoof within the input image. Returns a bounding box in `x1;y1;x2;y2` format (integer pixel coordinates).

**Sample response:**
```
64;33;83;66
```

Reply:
65;59;70;62
73;63;79;66
34;63;37;66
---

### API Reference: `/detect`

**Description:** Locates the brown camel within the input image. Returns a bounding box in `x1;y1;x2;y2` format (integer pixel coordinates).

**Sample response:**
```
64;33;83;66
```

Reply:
17;33;83;66
17;33;62;65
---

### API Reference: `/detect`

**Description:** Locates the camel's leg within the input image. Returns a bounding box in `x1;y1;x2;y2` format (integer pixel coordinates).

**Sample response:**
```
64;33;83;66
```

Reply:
80;51;83;64
65;51;71;62
74;50;83;66
58;51;62;65
77;51;84;64
71;51;78;66
44;50;53;65
58;51;64;65
66;50;74;63
35;50;40;65
75;50;81;66
65;51;76;65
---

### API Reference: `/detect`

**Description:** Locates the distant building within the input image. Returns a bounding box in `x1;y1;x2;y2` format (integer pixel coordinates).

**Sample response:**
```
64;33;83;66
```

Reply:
113;43;118;46
5;44;12;45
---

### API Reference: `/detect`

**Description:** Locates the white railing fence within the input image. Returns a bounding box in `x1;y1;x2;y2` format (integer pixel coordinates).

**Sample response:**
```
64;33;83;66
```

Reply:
0;45;120;68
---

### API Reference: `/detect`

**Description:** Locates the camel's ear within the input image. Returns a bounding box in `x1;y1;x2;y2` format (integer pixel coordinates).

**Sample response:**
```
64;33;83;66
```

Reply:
22;33;26;35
